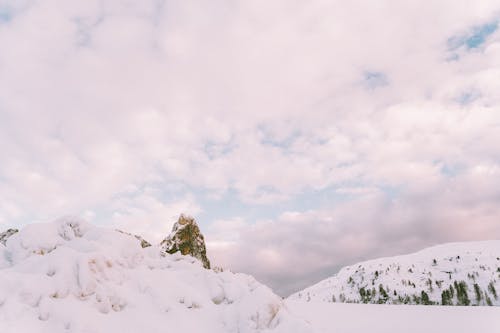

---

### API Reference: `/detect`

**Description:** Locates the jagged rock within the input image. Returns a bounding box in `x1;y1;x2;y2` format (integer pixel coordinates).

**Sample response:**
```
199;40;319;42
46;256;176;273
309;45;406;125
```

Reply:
115;229;152;248
0;228;18;246
160;214;210;269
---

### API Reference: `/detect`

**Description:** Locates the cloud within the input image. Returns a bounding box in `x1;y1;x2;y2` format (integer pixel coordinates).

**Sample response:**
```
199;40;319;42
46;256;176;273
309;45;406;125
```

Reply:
0;0;500;295
207;175;500;295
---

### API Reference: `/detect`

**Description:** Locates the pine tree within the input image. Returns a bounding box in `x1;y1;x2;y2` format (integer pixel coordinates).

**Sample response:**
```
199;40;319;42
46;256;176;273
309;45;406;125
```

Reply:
441;290;452;305
456;281;470;306
488;282;497;300
359;287;369;303
426;278;433;292
421;290;431;305
474;283;482;304
378;284;388;304
449;284;454;298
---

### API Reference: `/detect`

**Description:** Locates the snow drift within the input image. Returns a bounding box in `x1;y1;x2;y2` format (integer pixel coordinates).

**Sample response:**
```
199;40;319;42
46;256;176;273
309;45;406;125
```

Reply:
0;217;309;333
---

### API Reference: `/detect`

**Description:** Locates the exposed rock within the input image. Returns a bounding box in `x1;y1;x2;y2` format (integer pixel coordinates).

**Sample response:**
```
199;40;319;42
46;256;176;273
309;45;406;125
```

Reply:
160;214;210;269
115;229;152;248
0;228;18;246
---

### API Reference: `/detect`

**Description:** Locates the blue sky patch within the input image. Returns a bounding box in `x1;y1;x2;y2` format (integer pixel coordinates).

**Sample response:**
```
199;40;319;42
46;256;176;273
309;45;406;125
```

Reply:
448;20;498;50
0;9;11;23
258;124;301;149
456;89;481;105
363;71;389;90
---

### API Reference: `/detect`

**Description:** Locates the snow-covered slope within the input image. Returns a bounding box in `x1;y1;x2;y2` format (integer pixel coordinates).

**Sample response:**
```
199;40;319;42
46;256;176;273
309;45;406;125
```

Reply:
290;241;500;306
0;217;309;333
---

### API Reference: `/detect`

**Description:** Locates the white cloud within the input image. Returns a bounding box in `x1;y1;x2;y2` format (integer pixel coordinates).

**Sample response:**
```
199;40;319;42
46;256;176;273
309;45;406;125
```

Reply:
0;0;500;294
207;175;500;295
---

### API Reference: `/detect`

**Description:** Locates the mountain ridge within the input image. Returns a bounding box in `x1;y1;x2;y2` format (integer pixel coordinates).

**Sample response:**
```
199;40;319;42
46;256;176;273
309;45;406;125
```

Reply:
289;240;500;306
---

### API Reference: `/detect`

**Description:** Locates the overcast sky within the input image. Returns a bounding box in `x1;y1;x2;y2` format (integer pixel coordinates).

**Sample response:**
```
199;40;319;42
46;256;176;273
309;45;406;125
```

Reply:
1;0;500;296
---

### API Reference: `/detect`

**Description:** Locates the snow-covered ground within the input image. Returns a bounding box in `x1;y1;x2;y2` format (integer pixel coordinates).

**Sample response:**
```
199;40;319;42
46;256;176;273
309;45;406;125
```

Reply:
290;241;500;306
1;218;499;333
286;300;500;333
0;217;310;333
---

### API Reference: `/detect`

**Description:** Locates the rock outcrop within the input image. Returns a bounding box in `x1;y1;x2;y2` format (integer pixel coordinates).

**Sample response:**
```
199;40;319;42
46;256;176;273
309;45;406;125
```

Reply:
160;214;211;269
115;229;152;248
0;228;18;246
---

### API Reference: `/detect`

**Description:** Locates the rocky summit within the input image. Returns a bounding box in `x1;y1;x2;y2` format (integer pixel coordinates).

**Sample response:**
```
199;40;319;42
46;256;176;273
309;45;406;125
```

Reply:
160;214;211;269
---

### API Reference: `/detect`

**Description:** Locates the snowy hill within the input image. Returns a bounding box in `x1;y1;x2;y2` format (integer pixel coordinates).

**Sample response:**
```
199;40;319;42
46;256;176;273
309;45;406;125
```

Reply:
0;217;309;333
289;241;500;306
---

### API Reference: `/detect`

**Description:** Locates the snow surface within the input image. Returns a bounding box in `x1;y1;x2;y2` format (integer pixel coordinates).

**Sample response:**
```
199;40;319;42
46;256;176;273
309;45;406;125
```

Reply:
290;240;500;306
0;217;310;333
2;218;499;333
287;300;500;333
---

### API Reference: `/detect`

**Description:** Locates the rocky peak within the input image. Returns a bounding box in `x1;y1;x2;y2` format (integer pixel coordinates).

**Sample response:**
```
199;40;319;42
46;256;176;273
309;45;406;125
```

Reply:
160;214;210;269
0;228;18;246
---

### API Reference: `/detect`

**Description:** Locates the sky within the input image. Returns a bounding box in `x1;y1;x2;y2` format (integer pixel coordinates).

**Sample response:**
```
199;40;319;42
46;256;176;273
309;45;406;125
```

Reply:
1;0;500;296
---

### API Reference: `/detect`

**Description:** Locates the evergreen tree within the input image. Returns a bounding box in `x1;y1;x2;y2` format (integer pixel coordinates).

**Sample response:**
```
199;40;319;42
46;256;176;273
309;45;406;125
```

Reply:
488;282;497;300
359;287;369;304
456;281;470;306
441;290;452;305
474;283;482;304
378;284;388;304
421;290;431;305
449;284;454;298
426;278;433;292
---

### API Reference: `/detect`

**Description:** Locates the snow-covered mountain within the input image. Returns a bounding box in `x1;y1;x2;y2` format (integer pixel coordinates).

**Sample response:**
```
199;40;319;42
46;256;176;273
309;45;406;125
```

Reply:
0;217;310;333
290;241;500;306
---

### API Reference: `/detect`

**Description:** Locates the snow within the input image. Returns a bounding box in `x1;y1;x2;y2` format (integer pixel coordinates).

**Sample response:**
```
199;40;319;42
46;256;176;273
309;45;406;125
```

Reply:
1;218;499;332
290;240;500;306
286;300;500;333
0;217;310;333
